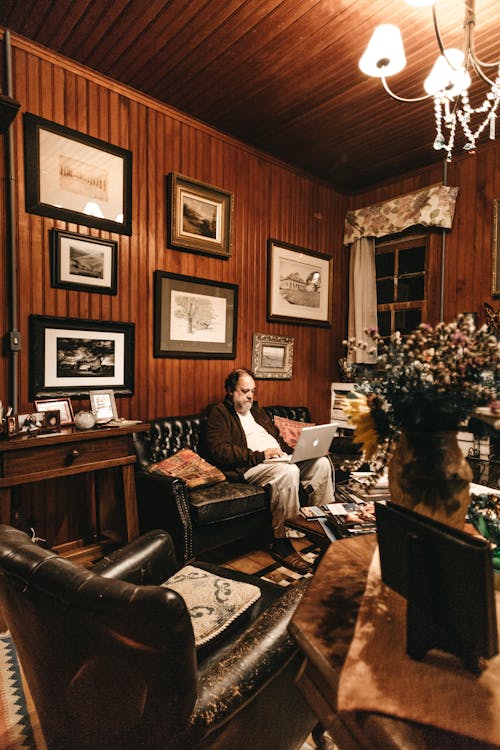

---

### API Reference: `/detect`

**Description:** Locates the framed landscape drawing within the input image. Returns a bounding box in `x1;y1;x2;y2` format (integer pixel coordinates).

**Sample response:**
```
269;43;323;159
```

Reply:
50;229;118;294
23;113;132;235
154;271;238;358
252;333;294;379
493;199;500;298
29;315;135;398
267;239;333;326
167;173;233;257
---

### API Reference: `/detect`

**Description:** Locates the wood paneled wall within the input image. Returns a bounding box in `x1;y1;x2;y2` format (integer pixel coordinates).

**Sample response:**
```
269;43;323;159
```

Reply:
348;139;500;325
0;34;348;428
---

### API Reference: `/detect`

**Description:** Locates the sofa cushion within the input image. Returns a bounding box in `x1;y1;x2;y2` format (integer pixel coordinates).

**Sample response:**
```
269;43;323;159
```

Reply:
147;448;225;489
163;565;261;647
273;415;314;448
189;482;268;525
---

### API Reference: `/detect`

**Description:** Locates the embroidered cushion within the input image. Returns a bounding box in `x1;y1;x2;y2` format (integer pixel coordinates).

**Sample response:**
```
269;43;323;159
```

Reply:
273;415;314;448
163;566;261;646
147;448;225;489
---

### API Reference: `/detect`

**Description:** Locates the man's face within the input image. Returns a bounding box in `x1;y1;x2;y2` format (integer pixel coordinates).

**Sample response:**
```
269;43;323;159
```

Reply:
231;373;256;414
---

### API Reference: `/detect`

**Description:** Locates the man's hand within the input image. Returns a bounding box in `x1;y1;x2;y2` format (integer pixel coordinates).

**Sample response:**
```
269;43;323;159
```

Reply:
264;448;285;460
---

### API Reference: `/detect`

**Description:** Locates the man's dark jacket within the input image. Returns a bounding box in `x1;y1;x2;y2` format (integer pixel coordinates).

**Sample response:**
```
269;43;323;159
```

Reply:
203;396;291;481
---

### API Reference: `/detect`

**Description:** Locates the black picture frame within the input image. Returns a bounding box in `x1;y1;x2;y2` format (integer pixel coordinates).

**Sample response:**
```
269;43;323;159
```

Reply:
154;271;238;358
23;113;132;235
267;238;333;327
167;173;233;258
29;315;135;399
50;229;118;294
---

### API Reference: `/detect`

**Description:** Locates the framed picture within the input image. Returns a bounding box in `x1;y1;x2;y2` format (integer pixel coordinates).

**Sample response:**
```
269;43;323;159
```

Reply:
23;113;132;235
154;271;238;358
18;413;46;435
35;397;75;426
89;390;118;422
252;333;294;379
492;199;500;298
50;229;118;294
267;239;333;326
29;315;135;399
43;410;61;433
167;172;233;258
6;415;19;438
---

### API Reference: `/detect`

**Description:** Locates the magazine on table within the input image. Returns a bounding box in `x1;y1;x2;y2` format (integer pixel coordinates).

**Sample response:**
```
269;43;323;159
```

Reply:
323;499;377;539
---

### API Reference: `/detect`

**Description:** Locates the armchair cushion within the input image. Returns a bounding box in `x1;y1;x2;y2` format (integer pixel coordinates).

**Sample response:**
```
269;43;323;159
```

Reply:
148;448;226;489
273;415;315;447
164;565;261;647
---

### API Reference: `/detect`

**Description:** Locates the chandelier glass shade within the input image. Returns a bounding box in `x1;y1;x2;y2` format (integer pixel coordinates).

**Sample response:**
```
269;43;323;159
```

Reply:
359;0;499;160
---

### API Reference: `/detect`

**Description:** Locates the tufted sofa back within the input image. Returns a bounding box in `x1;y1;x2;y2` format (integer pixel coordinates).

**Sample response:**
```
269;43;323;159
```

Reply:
134;406;311;471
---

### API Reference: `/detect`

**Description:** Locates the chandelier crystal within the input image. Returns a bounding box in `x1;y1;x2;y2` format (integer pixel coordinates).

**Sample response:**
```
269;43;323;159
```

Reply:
359;0;500;160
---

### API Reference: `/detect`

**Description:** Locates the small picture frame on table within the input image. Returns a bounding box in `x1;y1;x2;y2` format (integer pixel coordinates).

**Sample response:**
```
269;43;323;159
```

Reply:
35;397;74;426
6;415;19;438
43;410;61;433
89;389;118;423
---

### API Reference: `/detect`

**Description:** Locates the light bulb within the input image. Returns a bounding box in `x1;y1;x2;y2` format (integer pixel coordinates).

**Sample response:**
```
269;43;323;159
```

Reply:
424;49;471;97
359;25;406;78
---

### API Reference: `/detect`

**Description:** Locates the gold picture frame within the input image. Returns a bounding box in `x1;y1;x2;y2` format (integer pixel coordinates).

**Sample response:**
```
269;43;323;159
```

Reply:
252;333;294;379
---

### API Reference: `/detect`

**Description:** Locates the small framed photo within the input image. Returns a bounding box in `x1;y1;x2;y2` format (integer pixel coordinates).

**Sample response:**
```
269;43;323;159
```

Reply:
252;333;294;380
6;415;19;438
50;229;118;294
35;397;75;426
43;410;61;433
18;413;46;434
167;173;233;258
23;113;132;235
267;239;333;327
154;271;238;358
89;390;118;422
492;199;500;298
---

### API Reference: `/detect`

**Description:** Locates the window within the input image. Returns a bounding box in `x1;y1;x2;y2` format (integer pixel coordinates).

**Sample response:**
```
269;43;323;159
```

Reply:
375;235;428;339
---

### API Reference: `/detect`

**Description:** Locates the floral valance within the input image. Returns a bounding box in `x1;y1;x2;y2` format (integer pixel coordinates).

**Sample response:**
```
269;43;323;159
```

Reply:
343;185;459;245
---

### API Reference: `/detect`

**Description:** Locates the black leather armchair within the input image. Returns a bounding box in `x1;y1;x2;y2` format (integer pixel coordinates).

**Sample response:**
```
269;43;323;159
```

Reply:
0;525;317;750
133;406;312;562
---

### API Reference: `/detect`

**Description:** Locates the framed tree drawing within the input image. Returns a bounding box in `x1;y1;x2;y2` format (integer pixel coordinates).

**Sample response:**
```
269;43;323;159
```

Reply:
24;113;132;235
267;239;333;327
154;271;238;358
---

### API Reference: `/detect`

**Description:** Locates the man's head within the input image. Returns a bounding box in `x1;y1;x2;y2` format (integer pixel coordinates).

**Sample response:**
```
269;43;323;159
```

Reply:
225;368;256;415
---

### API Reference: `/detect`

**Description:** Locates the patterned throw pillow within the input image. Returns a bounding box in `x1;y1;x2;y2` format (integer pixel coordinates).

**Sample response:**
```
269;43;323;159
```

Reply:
147;448;226;489
163;566;261;646
273;415;314;448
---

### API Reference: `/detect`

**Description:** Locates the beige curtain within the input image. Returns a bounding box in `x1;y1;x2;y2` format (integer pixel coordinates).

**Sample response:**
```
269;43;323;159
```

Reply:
348;237;377;364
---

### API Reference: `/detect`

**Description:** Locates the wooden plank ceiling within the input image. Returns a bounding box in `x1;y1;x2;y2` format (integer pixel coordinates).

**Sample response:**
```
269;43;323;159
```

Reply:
0;0;498;193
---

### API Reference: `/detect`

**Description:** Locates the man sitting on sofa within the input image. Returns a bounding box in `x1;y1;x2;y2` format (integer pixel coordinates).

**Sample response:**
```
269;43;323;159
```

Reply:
204;368;334;573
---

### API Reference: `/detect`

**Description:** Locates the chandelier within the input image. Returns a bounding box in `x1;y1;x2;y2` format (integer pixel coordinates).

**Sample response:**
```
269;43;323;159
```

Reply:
359;0;499;160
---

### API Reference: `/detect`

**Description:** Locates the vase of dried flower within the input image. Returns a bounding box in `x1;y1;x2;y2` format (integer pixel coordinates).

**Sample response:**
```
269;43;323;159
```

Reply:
388;429;473;530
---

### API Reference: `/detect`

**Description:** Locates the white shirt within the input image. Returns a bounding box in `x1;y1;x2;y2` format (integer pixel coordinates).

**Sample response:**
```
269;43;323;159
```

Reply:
238;411;281;452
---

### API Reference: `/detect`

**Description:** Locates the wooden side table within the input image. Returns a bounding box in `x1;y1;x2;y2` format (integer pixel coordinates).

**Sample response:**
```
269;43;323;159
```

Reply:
289;536;496;750
0;423;149;563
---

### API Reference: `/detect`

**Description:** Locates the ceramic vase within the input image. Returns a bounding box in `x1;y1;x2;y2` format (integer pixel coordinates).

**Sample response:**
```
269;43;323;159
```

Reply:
388;429;472;530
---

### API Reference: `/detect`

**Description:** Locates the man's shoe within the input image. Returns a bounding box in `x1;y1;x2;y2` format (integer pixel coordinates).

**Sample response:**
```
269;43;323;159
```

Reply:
270;548;312;574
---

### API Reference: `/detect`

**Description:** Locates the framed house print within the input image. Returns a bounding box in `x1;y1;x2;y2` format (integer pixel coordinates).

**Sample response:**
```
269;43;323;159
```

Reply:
50;229;118;294
154;271;238;358
23;113;132;235
252;333;294;379
267;239;333;327
167;173;233;258
29;315;135;399
493;199;500;298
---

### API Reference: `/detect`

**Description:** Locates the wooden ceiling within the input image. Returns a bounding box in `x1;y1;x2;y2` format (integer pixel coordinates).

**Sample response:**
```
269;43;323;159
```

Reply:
0;0;498;193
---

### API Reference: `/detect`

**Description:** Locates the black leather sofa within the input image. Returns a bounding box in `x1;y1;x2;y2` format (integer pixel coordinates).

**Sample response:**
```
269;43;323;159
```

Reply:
133;405;312;562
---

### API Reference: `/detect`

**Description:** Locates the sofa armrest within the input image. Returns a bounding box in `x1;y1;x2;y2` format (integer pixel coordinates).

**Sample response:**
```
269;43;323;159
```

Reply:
92;529;180;583
135;470;195;562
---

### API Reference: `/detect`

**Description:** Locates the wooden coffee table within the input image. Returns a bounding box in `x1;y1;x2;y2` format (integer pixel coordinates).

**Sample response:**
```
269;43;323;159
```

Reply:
286;514;331;548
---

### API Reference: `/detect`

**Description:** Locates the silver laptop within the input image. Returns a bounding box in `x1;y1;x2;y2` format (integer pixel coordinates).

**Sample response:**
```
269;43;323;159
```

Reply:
265;423;338;464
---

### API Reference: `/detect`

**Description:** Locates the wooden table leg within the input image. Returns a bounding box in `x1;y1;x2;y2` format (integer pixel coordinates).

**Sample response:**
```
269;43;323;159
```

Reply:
121;465;139;541
0;488;12;526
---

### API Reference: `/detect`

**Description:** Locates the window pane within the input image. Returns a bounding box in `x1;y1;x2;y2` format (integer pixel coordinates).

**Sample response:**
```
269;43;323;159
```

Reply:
377;278;394;304
377;311;391;337
397;275;424;302
399;246;425;274
376;252;394;278
395;308;422;333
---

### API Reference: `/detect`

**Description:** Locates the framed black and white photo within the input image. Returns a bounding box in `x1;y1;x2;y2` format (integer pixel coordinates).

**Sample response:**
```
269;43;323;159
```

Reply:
167;173;233;258
35;397;74;426
29;315;135;398
493;199;500;298
252;333;294;379
24;113;132;235
50;229;118;294
154;271;238;358
267;239;333;327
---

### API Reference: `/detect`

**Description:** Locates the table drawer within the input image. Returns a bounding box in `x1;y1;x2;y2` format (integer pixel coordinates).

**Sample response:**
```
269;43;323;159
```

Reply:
1;436;133;481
